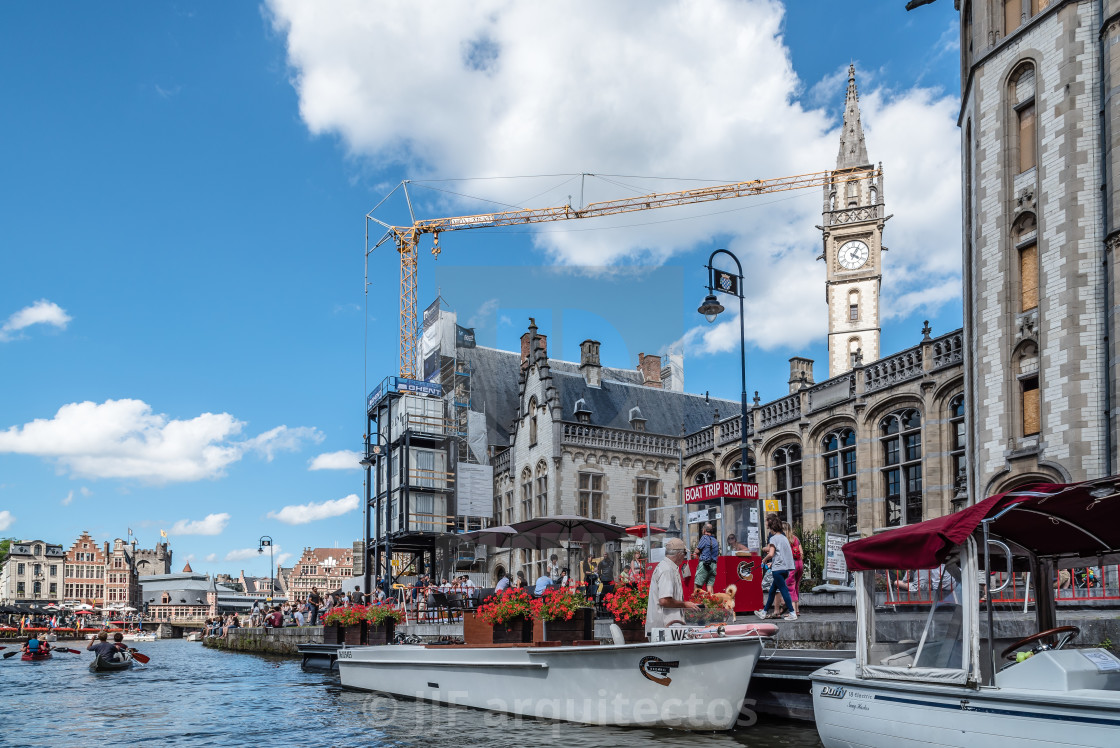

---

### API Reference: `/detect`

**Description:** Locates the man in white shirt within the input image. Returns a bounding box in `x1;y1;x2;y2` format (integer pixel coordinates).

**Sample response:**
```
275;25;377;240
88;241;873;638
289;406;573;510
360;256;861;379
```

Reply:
645;538;700;636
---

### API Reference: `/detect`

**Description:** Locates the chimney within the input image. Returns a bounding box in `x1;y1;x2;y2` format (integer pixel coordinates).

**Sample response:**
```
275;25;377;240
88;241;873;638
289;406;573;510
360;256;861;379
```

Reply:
579;339;602;387
789;357;815;394
520;317;547;366
638;353;662;388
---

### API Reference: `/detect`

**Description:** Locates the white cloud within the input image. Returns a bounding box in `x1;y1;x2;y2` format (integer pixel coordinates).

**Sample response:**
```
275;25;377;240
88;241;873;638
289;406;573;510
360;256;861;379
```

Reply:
225;544;283;562
267;494;359;525
205;553;218;563
468;298;499;327
61;490;74;506
0;299;72;342
308;450;362;471
0;399;323;483
169;512;230;536
0;510;14;531
267;0;962;351
275;552;294;566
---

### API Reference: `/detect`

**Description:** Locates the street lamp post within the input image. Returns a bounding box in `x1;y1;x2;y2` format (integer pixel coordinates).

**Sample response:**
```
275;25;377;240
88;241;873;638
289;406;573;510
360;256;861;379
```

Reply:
697;248;754;547
257;536;273;601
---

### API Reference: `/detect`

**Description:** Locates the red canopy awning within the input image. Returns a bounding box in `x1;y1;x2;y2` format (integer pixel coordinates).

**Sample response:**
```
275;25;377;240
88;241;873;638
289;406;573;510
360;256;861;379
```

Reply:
843;477;1120;571
625;524;666;538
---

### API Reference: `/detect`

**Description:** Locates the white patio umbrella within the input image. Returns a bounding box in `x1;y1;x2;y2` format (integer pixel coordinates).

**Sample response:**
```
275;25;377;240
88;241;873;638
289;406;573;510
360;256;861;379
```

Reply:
508;515;630;575
76;603;93;611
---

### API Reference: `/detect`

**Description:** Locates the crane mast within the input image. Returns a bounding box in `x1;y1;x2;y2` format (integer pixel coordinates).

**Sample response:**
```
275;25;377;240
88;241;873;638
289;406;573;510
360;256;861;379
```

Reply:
369;166;880;379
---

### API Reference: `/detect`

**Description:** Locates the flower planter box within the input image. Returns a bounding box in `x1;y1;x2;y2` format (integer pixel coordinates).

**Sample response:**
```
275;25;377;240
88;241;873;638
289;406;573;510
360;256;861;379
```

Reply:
491;616;533;644
343;623;365;645
321;625;345;645
541;608;594;644
613;618;646;643
366;621;396;645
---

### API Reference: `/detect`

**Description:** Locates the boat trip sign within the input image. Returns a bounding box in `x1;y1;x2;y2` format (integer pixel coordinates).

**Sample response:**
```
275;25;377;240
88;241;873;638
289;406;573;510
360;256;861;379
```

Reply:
684;480;759;503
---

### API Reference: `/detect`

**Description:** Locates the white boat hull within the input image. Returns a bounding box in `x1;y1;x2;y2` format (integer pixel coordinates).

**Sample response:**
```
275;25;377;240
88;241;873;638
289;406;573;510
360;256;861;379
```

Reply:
338;637;762;730
812;660;1120;748
122;633;156;642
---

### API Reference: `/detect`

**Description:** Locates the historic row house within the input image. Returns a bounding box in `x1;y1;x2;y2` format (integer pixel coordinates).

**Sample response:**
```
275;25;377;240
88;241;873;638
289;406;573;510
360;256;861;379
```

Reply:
490;324;730;579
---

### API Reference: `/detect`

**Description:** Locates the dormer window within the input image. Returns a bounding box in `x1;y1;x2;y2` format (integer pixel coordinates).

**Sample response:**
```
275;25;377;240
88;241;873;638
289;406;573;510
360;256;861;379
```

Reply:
574;398;592;425
628;406;647;432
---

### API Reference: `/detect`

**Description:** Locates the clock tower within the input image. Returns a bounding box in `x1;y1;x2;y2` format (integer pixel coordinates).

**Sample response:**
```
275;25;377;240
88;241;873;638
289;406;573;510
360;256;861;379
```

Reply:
821;65;886;379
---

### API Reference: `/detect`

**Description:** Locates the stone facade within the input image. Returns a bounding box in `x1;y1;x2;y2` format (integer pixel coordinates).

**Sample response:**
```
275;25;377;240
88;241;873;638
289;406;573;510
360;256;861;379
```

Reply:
957;0;1119;497
0;539;65;604
682;331;964;537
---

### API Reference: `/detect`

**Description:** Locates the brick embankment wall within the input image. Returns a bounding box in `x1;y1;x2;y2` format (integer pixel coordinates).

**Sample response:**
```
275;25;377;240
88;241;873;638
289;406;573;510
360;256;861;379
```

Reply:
203;626;324;656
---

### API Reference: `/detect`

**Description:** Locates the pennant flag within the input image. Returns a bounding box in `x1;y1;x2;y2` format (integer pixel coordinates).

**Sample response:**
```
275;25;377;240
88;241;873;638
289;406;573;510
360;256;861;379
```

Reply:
160;529;167;538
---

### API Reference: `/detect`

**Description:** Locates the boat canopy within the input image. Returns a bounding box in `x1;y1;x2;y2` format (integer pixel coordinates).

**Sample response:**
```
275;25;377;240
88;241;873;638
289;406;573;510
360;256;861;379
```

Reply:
844;476;1120;571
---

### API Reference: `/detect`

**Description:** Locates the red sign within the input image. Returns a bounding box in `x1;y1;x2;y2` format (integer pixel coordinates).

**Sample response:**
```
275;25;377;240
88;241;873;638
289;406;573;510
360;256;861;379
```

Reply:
684;480;760;504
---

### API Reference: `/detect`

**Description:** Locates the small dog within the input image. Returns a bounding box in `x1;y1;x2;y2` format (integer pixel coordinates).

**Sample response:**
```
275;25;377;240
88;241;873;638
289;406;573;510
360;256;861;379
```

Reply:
710;584;738;611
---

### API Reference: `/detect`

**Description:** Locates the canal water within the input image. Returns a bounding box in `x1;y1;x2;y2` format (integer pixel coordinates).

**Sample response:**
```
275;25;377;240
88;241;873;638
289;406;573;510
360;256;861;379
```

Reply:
0;640;822;746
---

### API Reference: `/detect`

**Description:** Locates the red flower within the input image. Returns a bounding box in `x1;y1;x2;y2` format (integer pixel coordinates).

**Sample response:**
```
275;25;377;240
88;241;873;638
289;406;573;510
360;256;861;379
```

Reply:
603;581;650;625
530;587;593;622
476;589;534;625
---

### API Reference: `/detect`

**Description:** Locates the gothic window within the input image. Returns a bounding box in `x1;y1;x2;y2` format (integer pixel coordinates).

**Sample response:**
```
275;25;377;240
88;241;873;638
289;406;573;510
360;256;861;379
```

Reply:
1022;377;1040;435
949;394;966;484
848;290;860;322
1010;63;1036;173
494;493;503;523
822;427;858;534
528;397;538;445
1013;213;1038;313
772;443;803;527
505;490;514;525
848;337;862;367
729;452;756;482
535;461;549;516
846;178;859;207
693;468;715;485
636;478;661;525
520;468;533;521
579;472;604;519
880;408;923;526
1015;343;1040;437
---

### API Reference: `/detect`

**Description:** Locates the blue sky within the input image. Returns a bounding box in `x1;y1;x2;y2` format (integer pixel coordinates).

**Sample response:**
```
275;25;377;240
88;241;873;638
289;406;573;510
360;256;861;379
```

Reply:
0;1;962;577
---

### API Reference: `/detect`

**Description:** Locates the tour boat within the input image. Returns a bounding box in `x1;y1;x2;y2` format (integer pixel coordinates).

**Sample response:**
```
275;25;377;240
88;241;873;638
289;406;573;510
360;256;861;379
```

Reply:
20;650;52;662
122;632;156;643
89;653;133;672
338;624;773;731
811;477;1120;748
186;632;203;642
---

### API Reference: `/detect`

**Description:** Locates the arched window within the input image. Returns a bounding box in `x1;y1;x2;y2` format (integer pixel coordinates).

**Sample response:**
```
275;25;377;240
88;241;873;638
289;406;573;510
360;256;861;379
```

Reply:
693;468;715;485
848;290;860;322
535;461;549;516
848;337;862;367
1010;63;1036;173
527;397;538;445
729;452;756;483
949;394;966;484
772;443;803;527
1015;344;1040;437
822;428;858;534
520;468;533;521
1013;213;1038;313
880;409;923;526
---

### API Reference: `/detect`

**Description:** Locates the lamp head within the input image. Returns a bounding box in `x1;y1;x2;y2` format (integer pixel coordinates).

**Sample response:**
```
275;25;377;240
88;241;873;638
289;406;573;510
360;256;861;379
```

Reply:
698;294;725;323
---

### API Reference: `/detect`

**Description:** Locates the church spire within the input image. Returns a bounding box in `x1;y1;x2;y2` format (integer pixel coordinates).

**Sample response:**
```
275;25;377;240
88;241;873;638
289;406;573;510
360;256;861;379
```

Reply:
836;64;870;170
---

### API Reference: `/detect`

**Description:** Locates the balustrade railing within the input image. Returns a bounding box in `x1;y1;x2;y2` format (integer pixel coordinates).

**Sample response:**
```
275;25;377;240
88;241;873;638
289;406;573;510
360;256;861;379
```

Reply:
718;415;742;445
759;393;801;430
492;448;511;475
684;427;714;457
562;423;680;457
931;330;964;369
864;346;923;394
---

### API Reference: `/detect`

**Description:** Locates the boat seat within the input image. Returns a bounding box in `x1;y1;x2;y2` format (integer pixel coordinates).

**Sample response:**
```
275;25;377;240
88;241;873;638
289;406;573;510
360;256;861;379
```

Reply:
609;623;626;645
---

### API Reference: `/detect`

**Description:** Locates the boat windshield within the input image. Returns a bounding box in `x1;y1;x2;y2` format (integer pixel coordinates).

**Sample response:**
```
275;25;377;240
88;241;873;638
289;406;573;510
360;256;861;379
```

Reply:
856;538;979;686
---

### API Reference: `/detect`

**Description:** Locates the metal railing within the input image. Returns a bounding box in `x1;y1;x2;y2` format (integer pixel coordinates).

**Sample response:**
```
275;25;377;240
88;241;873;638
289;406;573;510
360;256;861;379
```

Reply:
882;566;1120;606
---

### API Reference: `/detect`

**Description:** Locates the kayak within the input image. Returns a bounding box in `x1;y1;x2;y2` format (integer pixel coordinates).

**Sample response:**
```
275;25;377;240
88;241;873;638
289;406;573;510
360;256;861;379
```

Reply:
89;653;133;672
21;650;53;661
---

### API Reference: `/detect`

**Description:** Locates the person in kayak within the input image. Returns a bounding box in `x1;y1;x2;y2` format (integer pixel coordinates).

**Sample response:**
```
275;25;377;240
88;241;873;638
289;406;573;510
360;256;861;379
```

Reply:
23;634;49;656
87;631;123;661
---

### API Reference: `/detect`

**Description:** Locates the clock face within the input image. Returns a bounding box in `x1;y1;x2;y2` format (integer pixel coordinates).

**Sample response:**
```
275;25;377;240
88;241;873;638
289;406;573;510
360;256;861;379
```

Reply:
837;240;870;270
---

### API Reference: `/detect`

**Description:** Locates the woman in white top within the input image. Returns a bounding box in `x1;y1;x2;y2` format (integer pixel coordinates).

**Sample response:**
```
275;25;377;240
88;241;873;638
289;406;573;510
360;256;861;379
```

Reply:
755;514;798;621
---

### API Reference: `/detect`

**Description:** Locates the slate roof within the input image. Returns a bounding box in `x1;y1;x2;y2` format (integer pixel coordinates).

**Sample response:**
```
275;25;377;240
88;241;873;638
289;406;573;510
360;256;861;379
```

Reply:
458;345;664;448
553;370;737;435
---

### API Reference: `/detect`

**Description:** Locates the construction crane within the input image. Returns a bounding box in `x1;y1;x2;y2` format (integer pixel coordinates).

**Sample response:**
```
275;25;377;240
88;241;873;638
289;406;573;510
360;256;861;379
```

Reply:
367;166;881;379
